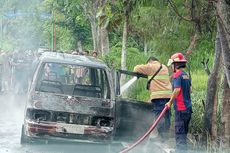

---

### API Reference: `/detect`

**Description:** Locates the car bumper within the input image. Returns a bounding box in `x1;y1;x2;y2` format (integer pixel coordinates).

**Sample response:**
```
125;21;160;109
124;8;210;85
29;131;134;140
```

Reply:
24;120;114;143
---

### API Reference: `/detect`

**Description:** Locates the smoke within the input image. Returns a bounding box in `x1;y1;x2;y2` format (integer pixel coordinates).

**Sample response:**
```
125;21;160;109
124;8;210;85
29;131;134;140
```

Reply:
0;94;25;153
0;94;25;120
0;0;46;51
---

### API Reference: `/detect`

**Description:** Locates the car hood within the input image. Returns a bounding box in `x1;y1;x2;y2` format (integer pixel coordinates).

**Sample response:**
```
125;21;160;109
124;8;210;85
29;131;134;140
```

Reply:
28;92;114;116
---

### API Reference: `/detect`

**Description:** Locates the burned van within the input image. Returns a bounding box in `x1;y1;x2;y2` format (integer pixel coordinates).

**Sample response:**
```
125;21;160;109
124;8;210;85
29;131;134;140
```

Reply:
21;52;155;145
21;52;115;143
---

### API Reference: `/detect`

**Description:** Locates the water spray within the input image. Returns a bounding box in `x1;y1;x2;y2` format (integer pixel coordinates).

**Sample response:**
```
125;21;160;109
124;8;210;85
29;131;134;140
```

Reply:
117;70;148;95
118;105;169;153
120;77;138;94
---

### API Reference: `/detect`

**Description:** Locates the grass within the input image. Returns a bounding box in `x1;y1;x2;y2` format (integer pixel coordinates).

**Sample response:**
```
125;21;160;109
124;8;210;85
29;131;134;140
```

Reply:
189;70;208;134
191;70;209;91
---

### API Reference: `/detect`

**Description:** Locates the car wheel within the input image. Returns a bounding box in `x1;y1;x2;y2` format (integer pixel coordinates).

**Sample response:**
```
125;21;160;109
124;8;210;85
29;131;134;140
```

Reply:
20;125;28;144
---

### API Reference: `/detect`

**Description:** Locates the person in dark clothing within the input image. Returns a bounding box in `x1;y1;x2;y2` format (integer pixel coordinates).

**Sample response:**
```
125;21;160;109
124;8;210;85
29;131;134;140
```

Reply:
166;53;192;153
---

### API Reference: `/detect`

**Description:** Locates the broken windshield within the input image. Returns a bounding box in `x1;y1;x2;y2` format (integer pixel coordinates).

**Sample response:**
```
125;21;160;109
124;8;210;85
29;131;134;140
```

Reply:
35;62;111;99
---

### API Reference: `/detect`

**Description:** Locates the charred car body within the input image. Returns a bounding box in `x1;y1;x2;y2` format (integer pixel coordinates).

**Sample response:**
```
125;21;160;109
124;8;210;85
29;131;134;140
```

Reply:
21;52;115;143
21;52;153;144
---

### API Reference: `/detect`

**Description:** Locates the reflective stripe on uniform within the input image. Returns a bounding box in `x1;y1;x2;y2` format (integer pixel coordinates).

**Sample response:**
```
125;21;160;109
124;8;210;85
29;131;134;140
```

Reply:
151;90;172;96
148;74;169;80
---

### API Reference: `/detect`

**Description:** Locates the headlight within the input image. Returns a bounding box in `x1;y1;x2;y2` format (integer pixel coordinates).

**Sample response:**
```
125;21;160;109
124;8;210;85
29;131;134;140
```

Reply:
92;117;113;127
26;109;51;122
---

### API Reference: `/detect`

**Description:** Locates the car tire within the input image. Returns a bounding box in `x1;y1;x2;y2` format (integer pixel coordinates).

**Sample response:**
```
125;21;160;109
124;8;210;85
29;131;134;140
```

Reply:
20;125;28;144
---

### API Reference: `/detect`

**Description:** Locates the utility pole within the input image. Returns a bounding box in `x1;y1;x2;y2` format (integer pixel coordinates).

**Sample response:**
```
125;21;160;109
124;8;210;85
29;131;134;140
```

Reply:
53;19;56;51
51;7;57;52
51;10;53;51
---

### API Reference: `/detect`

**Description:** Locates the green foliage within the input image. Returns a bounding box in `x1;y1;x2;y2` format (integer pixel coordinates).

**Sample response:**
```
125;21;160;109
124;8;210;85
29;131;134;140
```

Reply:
56;27;74;51
41;0;92;51
103;46;148;70
149;20;193;56
130;6;169;44
128;78;150;102
190;91;206;134
189;36;215;70
103;46;150;101
191;70;208;91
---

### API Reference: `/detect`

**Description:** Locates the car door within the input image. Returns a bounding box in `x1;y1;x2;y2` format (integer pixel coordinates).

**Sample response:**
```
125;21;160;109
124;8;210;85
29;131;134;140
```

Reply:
114;70;154;141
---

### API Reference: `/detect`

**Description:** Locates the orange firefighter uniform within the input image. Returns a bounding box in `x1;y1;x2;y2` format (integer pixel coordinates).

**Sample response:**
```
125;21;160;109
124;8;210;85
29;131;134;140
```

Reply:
134;60;172;100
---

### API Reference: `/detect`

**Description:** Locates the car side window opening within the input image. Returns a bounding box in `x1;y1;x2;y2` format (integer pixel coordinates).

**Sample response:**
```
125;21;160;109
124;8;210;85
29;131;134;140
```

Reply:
35;62;110;99
96;69;110;99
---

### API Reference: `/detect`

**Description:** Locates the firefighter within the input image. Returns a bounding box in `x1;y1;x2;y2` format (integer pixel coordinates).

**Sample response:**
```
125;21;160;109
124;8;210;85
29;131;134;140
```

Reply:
166;53;192;153
134;56;172;140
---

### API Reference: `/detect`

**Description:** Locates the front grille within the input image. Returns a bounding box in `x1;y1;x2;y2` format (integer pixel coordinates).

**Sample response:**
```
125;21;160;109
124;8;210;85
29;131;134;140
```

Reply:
26;109;52;122
26;108;113;127
53;112;91;125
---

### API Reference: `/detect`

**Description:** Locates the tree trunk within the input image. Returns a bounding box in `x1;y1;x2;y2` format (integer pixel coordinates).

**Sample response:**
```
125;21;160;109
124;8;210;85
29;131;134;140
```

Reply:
77;40;83;53
187;33;198;54
203;30;222;139
96;0;109;56
217;0;230;87
221;75;230;149
100;25;109;56
53;21;57;51
120;14;129;84
144;40;148;55
91;19;99;53
217;2;230;148
203;0;214;34
121;14;128;71
218;21;230;87
82;1;100;54
211;90;218;141
97;25;101;55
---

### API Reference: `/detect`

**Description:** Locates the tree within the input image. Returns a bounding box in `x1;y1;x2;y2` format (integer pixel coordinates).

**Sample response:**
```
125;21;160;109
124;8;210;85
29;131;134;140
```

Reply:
121;0;128;71
217;0;230;87
217;1;230;148
221;75;230;149
97;0;110;56
81;0;100;53
81;0;117;56
121;0;139;71
130;6;168;54
42;0;91;51
203;30;222;141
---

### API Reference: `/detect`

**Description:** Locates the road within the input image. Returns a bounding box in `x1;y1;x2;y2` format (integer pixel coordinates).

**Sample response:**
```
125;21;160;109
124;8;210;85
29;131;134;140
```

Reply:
0;93;170;153
0;94;25;153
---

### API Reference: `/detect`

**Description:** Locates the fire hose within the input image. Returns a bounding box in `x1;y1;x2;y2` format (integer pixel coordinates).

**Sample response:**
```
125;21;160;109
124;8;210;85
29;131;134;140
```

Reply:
118;105;170;153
